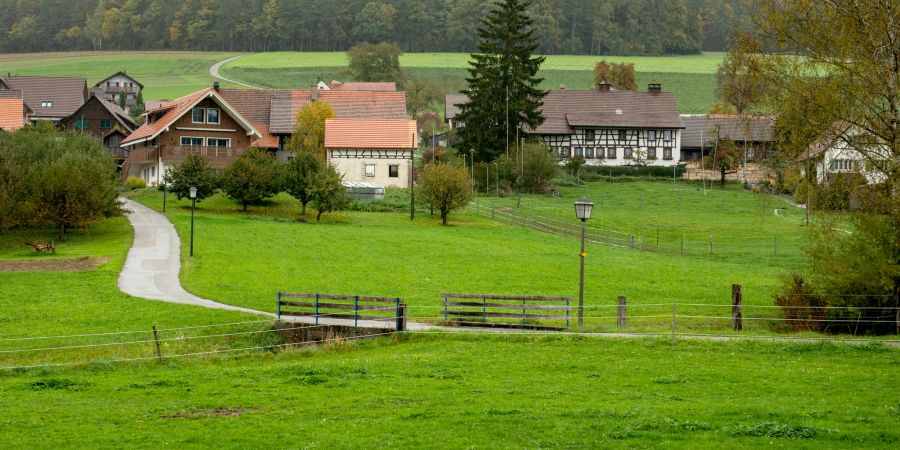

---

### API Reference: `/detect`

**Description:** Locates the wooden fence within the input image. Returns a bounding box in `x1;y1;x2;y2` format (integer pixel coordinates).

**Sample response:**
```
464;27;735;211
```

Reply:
440;293;572;330
277;293;406;331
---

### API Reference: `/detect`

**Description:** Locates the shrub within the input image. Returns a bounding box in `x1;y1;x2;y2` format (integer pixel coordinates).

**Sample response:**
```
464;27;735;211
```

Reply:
494;143;560;193
221;149;279;211
123;176;146;190
310;164;349;221
582;164;687;179
773;273;827;332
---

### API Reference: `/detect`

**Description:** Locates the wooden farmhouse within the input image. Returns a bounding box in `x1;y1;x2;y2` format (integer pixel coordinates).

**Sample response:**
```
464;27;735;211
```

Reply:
680;115;775;163
120;83;408;187
60;94;138;166
90;71;143;107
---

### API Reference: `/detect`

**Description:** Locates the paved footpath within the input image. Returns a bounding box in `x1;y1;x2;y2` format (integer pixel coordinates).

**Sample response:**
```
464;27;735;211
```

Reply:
209;54;260;89
118;199;270;316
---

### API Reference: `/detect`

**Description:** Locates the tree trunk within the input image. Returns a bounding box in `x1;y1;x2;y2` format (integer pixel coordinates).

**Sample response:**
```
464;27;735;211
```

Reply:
720;168;726;187
317;209;324;221
301;201;307;215
242;201;248;212
441;209;449;225
58;223;66;240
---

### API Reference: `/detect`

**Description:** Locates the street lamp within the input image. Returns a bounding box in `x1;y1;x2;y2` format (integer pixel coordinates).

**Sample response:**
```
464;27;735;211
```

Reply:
574;198;594;327
189;186;197;257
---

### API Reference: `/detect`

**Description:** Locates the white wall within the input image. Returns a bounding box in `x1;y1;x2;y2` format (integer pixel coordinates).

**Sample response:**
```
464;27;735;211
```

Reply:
329;152;412;188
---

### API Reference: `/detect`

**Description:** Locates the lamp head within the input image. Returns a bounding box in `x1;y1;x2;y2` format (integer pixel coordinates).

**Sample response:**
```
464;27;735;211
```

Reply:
574;198;594;222
189;186;197;199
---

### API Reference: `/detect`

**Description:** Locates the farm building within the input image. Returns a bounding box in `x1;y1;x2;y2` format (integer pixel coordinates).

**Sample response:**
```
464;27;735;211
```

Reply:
0;75;87;123
325;118;417;189
680;115;775;162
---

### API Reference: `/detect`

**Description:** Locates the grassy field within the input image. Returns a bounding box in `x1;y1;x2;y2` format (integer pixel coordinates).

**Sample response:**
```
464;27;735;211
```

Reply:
127;181;805;334
221;52;723;113
0;334;897;448
0;51;240;100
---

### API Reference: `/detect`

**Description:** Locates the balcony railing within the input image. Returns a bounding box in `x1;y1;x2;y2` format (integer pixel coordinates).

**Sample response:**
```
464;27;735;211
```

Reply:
101;86;140;94
124;145;250;167
105;147;128;159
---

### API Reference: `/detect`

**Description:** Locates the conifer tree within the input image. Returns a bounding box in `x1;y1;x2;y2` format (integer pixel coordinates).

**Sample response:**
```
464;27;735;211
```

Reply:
456;0;546;162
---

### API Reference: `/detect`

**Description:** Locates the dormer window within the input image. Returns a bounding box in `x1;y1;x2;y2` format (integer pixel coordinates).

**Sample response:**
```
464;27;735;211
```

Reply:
41;101;52;108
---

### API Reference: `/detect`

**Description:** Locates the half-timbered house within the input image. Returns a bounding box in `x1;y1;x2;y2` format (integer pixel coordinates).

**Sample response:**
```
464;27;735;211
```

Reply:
325;118;417;188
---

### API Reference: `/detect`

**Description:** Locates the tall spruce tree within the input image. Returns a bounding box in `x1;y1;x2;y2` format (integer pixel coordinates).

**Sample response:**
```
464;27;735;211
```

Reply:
456;0;546;162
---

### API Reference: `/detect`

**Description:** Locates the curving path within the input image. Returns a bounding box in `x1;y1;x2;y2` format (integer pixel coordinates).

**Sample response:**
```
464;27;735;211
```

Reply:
209;54;260;89
118;199;271;316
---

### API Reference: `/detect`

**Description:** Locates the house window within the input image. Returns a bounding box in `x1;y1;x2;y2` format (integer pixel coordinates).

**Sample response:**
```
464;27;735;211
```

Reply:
99;119;112;129
830;159;855;171
558;147;570;159
364;164;376;177
206;108;220;125
41;101;52;108
574;147;584;158
75;117;88;129
585;147;595;159
585;129;595;142
192;108;205;123
597;147;605;159
648;130;657;141
180;137;204;146
389;165;399;178
618;129;626;142
206;138;229;147
648;148;657;159
663;148;673;160
607;147;617;159
624;148;634;159
127;94;136;101
663;130;673;141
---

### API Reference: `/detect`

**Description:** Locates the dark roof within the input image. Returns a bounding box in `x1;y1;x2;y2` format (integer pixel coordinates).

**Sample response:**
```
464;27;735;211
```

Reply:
0;76;87;120
534;89;683;134
94;71;144;89
96;96;138;131
445;94;468;120
680;115;775;148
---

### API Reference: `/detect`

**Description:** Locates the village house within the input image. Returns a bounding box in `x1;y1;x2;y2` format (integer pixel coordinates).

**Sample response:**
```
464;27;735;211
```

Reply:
325;118;417;189
680;115;775;162
60;94;138;166
447;84;684;166
315;79;397;92
120;83;409;187
0;90;29;131
0;75;87;124
90;71;143;107
799;125;889;185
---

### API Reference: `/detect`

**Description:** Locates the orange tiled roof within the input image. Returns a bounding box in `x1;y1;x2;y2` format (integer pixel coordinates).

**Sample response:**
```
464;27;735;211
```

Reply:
269;90;408;134
0;91;25;130
324;119;417;149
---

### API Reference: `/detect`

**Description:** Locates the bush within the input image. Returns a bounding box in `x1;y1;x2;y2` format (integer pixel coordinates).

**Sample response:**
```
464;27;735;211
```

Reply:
310;164;349;221
123;176;146;190
221;149;279;211
280;152;320;215
494;143;560;193
773;273;827;332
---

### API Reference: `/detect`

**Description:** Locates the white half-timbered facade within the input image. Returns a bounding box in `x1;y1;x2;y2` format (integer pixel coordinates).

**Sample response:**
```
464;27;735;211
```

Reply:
530;84;685;166
325;118;418;189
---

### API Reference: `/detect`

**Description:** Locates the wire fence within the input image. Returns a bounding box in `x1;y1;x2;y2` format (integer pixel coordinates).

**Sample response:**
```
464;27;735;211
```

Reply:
468;197;807;261
2;303;897;371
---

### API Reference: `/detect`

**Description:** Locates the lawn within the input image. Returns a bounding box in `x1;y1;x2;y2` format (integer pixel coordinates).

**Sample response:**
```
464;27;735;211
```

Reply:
0;51;240;100
221;52;722;114
0;334;896;448
128;182;805;334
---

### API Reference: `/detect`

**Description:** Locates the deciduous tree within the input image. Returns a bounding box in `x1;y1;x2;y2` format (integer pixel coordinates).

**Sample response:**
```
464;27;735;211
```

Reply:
286;101;335;158
162;153;219;202
702;129;742;187
221;149;279;211
593;60;637;90
281;152;321;215
346;42;403;83
310;164;349;221
415;163;473;225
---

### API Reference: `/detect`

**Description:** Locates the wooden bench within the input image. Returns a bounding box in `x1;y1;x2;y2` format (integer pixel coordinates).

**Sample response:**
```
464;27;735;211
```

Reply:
25;241;55;254
277;293;406;331
440;293;572;330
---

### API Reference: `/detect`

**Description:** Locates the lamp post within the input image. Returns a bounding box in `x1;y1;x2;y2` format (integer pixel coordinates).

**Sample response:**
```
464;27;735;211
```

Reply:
189;186;197;257
574;198;594;327
493;162;499;196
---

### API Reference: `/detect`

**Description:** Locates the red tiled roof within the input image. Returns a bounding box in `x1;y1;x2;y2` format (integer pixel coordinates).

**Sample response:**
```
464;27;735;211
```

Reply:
329;81;397;91
122;88;260;146
325;119;417;149
269;90;407;134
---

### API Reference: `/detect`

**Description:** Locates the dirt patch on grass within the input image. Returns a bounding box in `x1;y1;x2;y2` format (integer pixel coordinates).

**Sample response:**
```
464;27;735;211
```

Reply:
162;407;251;419
0;257;108;272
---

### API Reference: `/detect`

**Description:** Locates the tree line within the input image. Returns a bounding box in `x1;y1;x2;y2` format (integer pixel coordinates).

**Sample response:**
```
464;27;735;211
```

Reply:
0;0;749;55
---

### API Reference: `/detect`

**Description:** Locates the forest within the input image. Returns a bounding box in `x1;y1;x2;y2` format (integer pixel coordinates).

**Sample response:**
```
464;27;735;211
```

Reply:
0;0;748;55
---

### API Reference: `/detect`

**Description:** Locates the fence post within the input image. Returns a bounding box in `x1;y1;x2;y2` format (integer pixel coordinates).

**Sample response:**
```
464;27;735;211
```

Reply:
315;293;320;325
565;299;570;328
152;325;162;360
773;236;777;257
708;236;713;255
399;303;407;331
491;206;495;219
443;295;448;322
522;298;527;327
276;292;282;320
617;296;627;328
656;227;659;250
732;284;743;331
354;296;360;327
482;295;487;323
671;303;677;343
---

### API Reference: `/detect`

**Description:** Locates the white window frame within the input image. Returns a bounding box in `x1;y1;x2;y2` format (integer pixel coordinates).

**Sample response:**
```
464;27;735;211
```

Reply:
180;136;205;146
624;147;634;159
206;137;230;147
206;108;221;125
663;130;673;141
192;108;206;124
663;148;673;160
364;164;376;177
648;130;657;141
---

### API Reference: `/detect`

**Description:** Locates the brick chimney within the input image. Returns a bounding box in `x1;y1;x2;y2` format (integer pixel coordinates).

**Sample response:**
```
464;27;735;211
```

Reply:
310;85;319;102
648;83;662;94
598;81;612;92
213;81;220;91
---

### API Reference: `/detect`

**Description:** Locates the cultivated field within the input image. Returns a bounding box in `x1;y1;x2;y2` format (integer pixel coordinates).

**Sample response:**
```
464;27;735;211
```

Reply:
221;52;723;113
0;51;240;100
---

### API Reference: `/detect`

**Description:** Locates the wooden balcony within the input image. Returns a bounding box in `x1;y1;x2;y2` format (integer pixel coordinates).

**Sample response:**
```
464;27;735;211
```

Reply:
160;146;249;167
105;147;128;160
